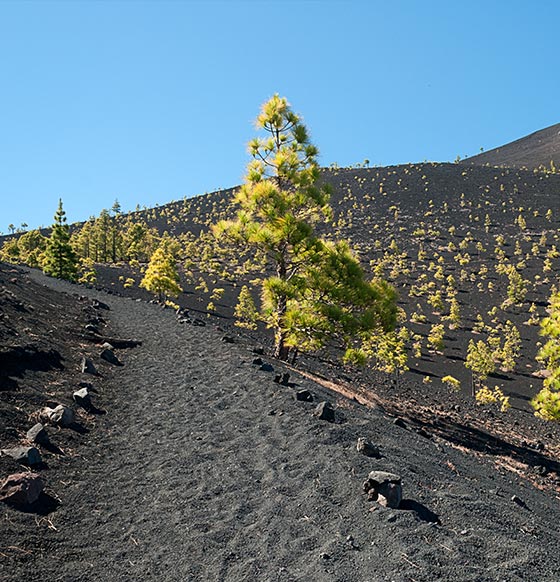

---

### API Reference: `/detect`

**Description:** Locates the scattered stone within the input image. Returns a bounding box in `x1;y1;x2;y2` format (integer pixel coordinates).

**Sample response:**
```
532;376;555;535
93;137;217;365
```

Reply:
356;437;380;458
81;357;98;375
295;389;313;402
313;401;335;422
0;472;44;505
252;347;264;355
100;347;122;366
252;357;263;366
92;299;110;310
511;495;527;508
78;380;98;393
26;423;50;445
319;552;330;560
221;336;234;344
2;445;42;467
192;319;206;327
73;387;93;410
85;323;101;335
259;363;274;373
393;417;407;429
101;342;114;350
273;372;290;385
41;404;75;427
363;471;402;508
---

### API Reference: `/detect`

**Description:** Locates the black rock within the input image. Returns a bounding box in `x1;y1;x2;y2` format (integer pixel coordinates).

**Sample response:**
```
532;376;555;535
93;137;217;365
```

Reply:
296;389;313;402
92;299;110;310
252;347;265;355
252;357;263;366
26;423;50;445
100;348;122;366
73;387;92;409
2;445;42;467
259;363;274;373
221;336;234;344
279;372;290;385
313;401;335;422
81;357;98;375
393;417;407;429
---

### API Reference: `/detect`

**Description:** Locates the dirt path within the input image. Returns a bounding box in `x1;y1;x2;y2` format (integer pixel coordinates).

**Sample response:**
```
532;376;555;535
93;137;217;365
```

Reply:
3;273;560;581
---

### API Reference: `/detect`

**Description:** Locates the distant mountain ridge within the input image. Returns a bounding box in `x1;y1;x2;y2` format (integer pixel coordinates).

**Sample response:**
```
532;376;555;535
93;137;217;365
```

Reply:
463;122;560;170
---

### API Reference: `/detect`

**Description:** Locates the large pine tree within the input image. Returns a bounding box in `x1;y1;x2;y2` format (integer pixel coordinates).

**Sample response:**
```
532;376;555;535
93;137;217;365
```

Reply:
42;199;78;281
215;94;397;360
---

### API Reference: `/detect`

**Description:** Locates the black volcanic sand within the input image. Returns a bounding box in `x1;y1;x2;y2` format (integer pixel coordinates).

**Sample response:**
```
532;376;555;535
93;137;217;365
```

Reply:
1;267;560;581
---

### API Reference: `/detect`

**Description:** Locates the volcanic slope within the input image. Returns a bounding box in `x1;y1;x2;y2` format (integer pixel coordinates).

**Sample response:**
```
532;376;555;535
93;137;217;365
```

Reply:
462;122;560;170
2;268;560;582
91;161;560;410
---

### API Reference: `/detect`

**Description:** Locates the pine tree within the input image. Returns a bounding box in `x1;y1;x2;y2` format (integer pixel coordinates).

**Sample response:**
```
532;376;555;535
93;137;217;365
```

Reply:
140;246;182;302
465;339;495;396
234;285;259;329
214;94;397;360
532;292;560;420
42;199;78;281
110;199;123;262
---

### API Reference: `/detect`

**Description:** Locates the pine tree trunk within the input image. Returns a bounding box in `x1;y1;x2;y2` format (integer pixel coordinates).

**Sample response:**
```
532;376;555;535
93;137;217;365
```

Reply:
273;327;289;360
273;259;289;360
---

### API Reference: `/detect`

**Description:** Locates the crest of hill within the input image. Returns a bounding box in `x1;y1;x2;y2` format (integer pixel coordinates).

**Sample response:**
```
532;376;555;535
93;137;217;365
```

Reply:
462;122;560;170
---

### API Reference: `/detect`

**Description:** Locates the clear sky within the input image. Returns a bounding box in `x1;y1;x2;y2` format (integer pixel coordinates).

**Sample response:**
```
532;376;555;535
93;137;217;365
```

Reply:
1;0;559;232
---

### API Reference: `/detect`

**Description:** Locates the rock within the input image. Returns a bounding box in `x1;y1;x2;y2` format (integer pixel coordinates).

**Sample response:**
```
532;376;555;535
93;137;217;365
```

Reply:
296;389;313;402
0;472;44;505
85;323;101;335
319;552;330;560
511;495;527;508
101;342;114;350
274;372;290;385
363;471;402;508
100;347;122;366
2;445;42;467
73;387;92;409
221;336;234;344
26;423;50;445
252;347;264;355
393;417;407;429
192;319;206;327
92;299;110;310
81;357;98;375
41;404;75;427
313;401;335;422
252;357;263;366
356;437;380;458
259;363;274;373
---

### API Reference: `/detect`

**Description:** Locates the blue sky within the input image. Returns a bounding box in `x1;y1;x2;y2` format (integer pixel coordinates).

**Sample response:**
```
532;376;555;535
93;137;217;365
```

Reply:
1;0;559;231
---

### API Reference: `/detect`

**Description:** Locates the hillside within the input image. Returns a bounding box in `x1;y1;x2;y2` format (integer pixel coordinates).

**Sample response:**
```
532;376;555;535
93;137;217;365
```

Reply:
462;123;560;170
78;162;560;412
